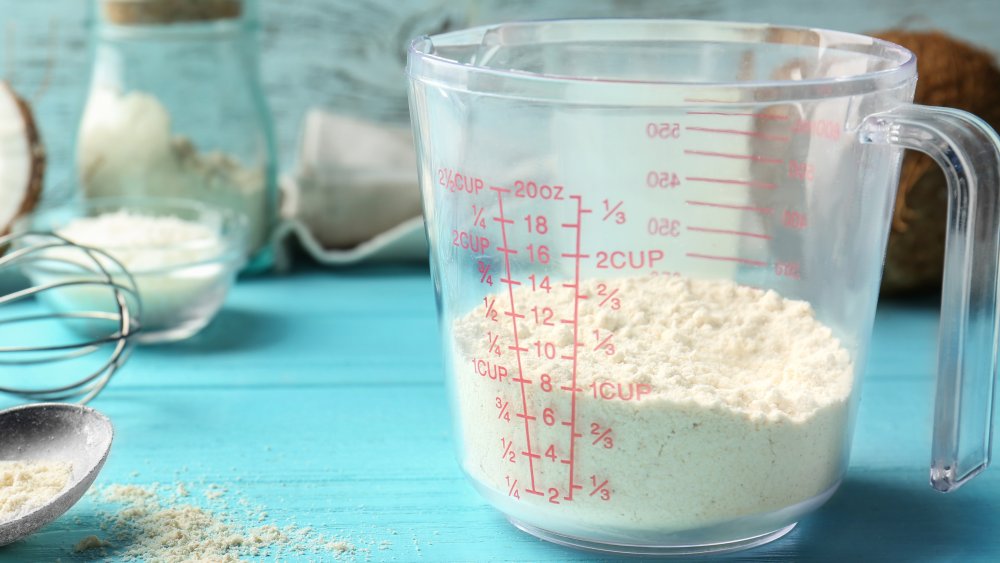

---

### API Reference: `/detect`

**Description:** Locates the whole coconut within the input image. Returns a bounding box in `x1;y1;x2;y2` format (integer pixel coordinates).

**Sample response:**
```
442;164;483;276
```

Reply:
872;30;1000;294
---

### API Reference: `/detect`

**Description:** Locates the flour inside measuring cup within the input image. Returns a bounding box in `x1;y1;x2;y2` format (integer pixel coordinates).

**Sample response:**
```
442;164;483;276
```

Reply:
451;275;855;537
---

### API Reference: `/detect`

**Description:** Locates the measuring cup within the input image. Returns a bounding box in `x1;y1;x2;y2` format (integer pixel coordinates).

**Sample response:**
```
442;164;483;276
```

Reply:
407;20;1000;555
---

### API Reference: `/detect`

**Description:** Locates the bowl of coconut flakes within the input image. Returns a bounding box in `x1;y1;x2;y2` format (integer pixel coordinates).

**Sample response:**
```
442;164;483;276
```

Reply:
17;196;248;343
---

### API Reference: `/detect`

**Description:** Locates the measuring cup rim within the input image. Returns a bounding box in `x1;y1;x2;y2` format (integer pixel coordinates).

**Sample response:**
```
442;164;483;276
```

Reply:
406;18;916;103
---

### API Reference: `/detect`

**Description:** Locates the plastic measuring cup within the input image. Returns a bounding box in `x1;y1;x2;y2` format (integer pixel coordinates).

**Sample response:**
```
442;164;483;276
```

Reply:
406;20;1000;555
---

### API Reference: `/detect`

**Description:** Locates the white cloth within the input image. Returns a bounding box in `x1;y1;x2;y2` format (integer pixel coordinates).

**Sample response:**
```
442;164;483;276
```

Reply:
277;110;427;267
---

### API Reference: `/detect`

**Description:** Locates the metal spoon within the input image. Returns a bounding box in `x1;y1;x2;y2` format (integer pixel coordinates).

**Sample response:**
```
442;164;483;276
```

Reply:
0;403;113;546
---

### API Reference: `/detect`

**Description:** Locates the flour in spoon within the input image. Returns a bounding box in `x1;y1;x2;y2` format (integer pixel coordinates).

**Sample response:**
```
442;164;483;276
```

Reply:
451;275;855;537
0;460;73;522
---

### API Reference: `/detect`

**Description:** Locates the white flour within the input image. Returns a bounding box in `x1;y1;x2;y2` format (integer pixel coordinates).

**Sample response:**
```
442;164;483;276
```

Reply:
451;275;855;538
87;482;364;561
28;211;233;339
77;88;268;253
57;211;224;273
0;460;74;522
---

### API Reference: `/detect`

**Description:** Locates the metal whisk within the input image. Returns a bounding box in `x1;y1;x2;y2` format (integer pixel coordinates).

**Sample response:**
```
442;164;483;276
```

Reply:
0;231;140;404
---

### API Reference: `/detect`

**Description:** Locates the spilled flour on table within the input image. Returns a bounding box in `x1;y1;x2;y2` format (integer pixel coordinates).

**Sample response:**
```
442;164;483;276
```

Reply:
82;482;369;562
73;534;110;553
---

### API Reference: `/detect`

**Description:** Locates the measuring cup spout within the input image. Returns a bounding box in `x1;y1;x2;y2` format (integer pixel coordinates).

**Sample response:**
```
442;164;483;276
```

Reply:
471;26;505;67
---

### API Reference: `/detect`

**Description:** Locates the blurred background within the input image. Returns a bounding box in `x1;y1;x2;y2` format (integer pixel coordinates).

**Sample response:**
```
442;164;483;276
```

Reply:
2;0;998;288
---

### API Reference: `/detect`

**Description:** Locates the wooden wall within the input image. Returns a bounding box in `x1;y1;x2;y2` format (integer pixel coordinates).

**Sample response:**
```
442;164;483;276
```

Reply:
2;0;997;194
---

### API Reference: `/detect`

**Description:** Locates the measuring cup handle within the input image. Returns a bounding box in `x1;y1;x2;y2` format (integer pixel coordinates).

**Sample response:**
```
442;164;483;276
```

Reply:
861;105;1000;492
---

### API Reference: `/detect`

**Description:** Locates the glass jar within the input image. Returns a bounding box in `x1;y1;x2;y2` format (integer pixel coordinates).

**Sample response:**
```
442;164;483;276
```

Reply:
77;0;277;272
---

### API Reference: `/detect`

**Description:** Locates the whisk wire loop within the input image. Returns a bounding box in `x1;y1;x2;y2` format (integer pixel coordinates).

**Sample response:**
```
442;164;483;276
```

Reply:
0;231;139;404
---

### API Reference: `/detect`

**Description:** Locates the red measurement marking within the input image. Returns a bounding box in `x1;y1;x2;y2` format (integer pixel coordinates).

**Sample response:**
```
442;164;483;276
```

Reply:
685;200;773;214
506;477;520;499
601;200;625;222
592;331;615;354
687;226;773;240
562;195;586;501
501;440;514;460
496;399;510;420
439;168;486;194
686;110;790;121
477;261;493;284
499;277;522;286
589;479;611;497
591;428;611;446
590;381;652;402
775;261;802;279
788;159;815;181
684;149;784;165
596;250;666;270
483;298;498;321
783;209;808;229
590;423;615;447
453;230;490;253
472;205;487;228
792;118;842;140
685;176;777;190
475;359;508;382
494;189;540;495
486;332;501;355
685;126;790;142
598;287;619;308
685;253;768;267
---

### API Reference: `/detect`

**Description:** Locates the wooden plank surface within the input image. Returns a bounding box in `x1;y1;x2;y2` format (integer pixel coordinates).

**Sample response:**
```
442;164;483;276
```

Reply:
1;268;998;561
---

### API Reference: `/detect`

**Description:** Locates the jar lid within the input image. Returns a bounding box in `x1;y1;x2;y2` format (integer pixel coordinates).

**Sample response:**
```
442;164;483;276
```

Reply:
100;0;242;25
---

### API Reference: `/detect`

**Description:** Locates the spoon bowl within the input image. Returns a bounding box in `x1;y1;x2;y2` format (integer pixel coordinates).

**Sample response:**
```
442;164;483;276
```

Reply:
0;403;113;546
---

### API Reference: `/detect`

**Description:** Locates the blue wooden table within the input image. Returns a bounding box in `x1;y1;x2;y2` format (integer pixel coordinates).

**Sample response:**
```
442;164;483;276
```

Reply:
2;266;999;562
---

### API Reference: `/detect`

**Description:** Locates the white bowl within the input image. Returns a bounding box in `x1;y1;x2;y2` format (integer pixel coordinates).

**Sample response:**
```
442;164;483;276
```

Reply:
19;197;247;343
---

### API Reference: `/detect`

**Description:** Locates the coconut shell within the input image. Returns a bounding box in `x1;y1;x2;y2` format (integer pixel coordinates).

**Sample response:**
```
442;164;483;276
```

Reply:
0;81;45;238
872;30;1000;294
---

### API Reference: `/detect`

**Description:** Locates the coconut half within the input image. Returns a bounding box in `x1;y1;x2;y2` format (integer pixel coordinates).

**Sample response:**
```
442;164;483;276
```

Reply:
0;81;45;236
